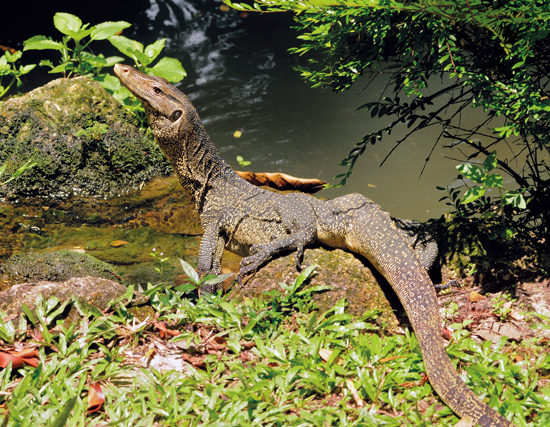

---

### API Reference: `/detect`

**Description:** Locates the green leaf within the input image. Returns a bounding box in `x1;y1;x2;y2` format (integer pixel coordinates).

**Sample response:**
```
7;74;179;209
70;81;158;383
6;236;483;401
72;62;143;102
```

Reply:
97;74;122;91
5;50;22;63
204;273;234;286
50;63;72;74
91;21;132;40
48;396;77;427
179;258;199;284
483;151;497;172
54;13;82;34
456;163;484;183
20;64;37;74
460;186;485;204
502;191;527;209
20;304;36;326
144;39;166;64
103;56;125;67
80;52;107;67
148;57;186;82
289;264;316;295
23;37;65;52
175;283;196;293
109;35;147;65
53;13;91;41
482;173;503;188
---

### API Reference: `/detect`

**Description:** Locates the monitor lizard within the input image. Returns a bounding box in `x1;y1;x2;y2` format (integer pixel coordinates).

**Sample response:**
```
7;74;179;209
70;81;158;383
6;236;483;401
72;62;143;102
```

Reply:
114;63;515;427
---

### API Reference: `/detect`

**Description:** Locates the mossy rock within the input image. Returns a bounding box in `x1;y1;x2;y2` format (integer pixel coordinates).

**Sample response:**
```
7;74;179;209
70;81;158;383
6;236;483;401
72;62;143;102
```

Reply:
0;249;122;289
0;76;172;199
229;247;400;329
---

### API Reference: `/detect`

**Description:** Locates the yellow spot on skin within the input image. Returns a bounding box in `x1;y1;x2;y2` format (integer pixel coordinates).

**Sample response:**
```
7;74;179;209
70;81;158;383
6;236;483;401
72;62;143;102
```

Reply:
233;130;242;138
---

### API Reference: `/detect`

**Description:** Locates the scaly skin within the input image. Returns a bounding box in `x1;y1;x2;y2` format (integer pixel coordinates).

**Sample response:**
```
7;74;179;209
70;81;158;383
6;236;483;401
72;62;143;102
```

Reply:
114;63;516;427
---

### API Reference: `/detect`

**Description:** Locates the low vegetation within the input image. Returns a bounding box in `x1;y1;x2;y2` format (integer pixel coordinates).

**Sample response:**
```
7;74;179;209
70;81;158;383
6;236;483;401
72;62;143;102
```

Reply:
0;264;549;426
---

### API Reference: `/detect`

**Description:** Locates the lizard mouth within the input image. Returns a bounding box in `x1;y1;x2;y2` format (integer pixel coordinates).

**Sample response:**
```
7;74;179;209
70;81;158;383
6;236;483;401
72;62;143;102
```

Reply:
114;63;146;101
113;63;129;80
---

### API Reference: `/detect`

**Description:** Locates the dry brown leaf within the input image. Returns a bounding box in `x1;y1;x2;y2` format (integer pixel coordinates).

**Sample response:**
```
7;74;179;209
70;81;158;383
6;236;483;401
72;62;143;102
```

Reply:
87;382;105;413
512;354;524;363
0;349;40;369
318;349;343;365
469;291;486;302
240;340;256;349
189;356;207;368
236;171;327;194
417;399;431;413
0;45;17;54
30;328;43;342
153;321;181;338
441;327;453;341
379;355;406;363
208;336;228;351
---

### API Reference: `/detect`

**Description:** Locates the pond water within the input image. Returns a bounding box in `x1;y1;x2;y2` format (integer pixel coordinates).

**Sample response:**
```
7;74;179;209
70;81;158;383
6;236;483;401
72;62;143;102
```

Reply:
0;0;525;284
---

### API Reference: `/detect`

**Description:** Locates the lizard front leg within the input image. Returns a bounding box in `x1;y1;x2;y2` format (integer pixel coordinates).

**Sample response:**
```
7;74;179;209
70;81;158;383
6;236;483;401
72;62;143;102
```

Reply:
197;217;227;294
237;230;314;284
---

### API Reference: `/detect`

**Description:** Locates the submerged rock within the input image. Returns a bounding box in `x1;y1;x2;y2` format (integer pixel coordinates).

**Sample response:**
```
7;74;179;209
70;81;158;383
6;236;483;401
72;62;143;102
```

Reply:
0;76;172;199
229;247;400;329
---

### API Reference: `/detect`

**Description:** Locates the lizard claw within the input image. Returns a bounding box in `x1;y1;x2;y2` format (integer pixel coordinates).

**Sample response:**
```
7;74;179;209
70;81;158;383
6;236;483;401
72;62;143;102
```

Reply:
237;249;272;286
433;279;461;291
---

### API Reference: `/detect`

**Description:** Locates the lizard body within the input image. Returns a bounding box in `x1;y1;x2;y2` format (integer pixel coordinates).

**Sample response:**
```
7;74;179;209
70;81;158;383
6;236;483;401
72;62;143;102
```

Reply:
114;64;515;427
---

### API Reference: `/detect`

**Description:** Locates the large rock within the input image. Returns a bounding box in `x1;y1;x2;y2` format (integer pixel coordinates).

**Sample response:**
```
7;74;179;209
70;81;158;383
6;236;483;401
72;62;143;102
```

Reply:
229;247;400;329
0;76;172;199
0;249;123;289
0;276;151;320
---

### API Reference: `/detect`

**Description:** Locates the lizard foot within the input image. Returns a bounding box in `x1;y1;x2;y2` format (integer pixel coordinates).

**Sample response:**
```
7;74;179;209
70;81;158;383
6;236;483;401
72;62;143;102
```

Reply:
434;279;460;291
237;248;273;285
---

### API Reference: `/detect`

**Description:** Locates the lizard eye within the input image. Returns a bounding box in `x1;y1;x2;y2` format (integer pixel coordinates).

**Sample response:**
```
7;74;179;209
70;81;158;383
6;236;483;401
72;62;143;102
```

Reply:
170;110;182;122
153;86;162;95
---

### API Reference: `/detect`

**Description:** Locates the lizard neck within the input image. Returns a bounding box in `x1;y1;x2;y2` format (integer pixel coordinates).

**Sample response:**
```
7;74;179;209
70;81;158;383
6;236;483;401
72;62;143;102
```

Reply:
156;109;243;211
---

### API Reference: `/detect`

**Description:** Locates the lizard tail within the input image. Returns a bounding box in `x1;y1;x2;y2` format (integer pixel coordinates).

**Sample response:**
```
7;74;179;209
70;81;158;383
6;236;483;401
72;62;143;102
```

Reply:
351;209;515;427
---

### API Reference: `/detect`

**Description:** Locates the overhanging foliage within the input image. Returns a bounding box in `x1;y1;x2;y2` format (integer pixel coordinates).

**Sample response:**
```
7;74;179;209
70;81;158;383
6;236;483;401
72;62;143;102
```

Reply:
227;0;550;235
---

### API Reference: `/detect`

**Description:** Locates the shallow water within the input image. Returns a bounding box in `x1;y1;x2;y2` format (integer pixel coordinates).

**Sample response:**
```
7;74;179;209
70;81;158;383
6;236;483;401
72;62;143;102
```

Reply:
0;177;241;287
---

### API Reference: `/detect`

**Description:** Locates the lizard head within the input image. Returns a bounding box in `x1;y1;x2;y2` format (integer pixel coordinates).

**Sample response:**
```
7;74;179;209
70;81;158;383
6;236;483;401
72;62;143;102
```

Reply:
114;63;196;148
